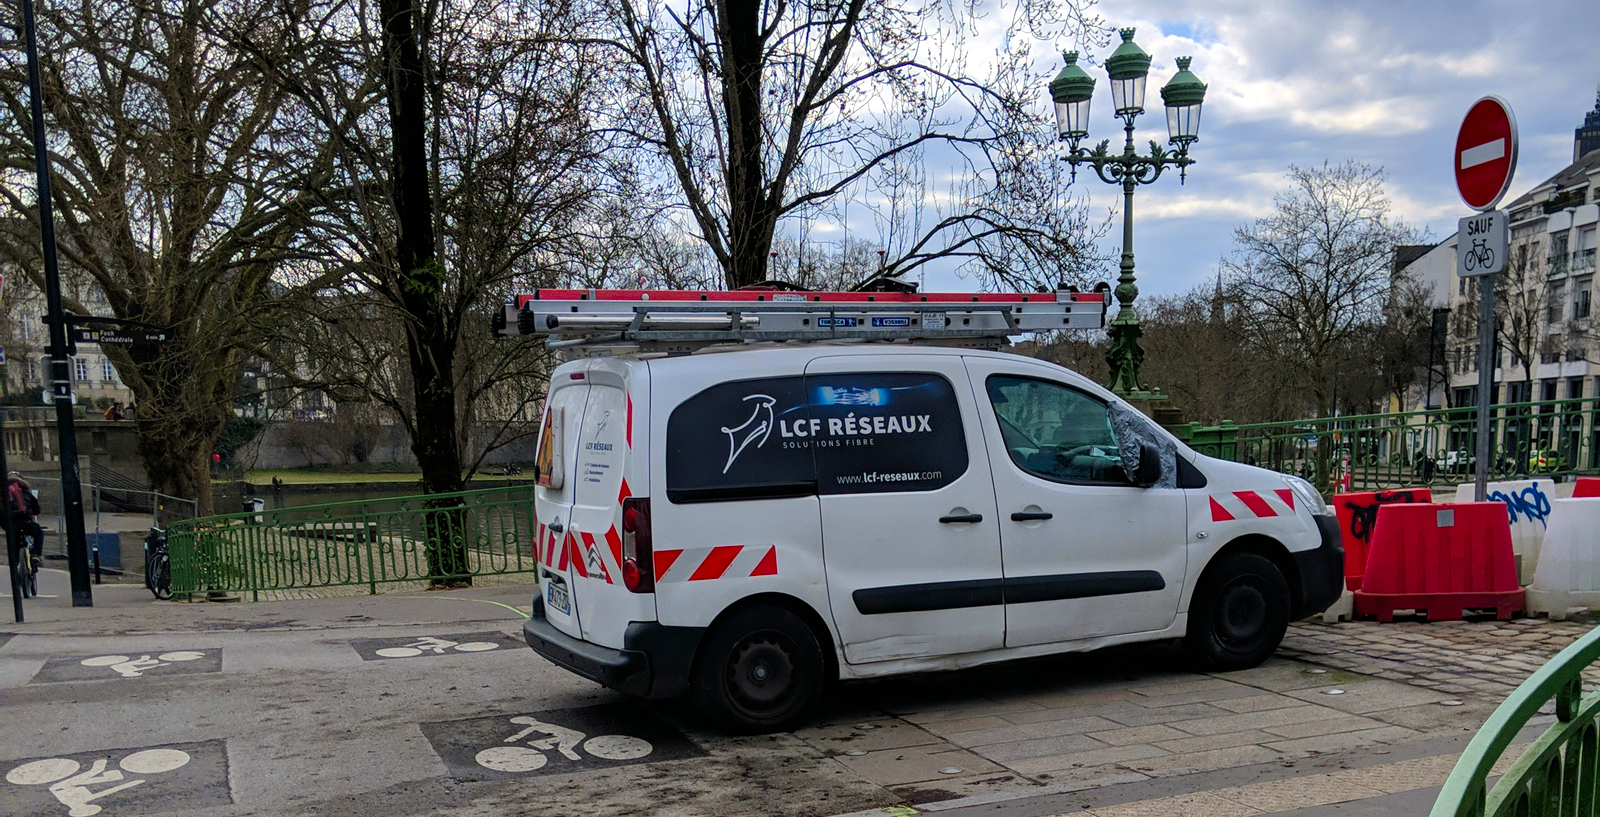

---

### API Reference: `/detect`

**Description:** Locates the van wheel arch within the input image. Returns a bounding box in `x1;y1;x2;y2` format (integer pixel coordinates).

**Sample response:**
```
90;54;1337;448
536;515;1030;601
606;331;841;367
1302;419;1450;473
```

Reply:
695;594;840;686
1196;535;1304;617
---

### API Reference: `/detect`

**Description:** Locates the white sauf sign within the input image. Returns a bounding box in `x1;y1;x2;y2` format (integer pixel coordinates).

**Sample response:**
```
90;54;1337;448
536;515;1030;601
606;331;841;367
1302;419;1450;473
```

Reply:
1457;209;1507;277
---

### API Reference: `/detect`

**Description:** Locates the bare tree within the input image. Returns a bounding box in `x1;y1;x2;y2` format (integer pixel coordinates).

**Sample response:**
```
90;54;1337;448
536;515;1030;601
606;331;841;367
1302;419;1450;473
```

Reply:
597;0;1110;289
0;0;337;512
1224;161;1423;416
226;0;624;499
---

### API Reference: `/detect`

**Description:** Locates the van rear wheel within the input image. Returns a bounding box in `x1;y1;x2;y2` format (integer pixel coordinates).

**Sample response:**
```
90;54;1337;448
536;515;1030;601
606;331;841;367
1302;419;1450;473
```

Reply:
1184;552;1290;671
692;606;825;734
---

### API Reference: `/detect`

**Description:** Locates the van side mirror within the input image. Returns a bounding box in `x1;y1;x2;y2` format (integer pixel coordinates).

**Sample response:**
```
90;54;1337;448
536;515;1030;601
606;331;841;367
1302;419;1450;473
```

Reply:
1136;442;1162;488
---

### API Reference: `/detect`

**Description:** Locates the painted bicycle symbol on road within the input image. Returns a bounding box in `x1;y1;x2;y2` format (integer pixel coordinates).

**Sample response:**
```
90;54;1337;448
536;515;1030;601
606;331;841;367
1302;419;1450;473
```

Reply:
79;651;206;678
374;636;501;659
473;715;654;773
6;749;190;816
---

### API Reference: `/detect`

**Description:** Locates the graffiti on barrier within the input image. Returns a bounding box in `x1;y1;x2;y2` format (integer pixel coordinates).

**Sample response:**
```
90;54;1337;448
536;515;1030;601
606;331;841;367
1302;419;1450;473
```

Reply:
1342;490;1427;548
1487;482;1552;528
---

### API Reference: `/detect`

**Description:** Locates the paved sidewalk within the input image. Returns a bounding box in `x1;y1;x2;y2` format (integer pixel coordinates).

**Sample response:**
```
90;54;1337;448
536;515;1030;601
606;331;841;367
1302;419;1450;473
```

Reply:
2;568;537;636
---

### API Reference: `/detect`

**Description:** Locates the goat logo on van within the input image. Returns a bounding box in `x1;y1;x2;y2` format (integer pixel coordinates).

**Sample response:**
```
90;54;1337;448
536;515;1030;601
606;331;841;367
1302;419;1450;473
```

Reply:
721;394;776;474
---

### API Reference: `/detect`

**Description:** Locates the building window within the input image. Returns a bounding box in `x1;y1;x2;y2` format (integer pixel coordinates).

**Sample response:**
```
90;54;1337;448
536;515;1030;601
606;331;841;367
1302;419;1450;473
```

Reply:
102;360;114;382
16;318;28;343
1542;379;1559;401
25;360;37;381
1577;277;1594;319
1548;283;1566;322
74;358;88;381
1570;377;1585;400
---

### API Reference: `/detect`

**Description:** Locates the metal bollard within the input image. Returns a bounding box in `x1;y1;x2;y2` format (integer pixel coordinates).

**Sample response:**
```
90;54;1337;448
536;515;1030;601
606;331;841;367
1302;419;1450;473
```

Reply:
92;547;101;584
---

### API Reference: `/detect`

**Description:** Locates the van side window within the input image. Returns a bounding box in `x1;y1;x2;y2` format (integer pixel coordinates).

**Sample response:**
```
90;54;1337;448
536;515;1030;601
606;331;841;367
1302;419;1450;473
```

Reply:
666;377;815;503
985;375;1131;486
810;372;967;495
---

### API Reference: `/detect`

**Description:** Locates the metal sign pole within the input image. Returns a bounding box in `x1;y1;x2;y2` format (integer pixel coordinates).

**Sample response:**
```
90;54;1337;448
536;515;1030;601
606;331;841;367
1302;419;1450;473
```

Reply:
1473;274;1495;502
21;0;91;606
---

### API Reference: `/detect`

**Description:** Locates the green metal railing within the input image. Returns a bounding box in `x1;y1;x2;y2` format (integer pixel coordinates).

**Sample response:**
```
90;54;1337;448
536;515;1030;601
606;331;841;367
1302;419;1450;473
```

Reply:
168;486;538;597
1172;397;1600;495
1431;624;1600;817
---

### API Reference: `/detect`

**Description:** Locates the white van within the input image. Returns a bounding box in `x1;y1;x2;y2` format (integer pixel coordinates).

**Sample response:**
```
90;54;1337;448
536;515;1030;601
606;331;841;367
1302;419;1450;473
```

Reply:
524;344;1343;733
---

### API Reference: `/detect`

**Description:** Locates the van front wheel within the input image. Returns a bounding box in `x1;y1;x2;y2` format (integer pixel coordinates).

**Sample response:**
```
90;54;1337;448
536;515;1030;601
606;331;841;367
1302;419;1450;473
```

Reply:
692;606;825;734
1184;552;1290;671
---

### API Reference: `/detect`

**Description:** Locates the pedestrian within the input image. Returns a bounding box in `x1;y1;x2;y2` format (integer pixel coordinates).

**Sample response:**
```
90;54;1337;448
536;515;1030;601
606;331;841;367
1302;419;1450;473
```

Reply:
6;472;44;563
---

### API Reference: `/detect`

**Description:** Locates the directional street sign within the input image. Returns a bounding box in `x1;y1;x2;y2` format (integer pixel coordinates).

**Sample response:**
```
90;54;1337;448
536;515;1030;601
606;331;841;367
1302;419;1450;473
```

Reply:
1455;96;1518;212
1457;210;1507;277
70;326;167;346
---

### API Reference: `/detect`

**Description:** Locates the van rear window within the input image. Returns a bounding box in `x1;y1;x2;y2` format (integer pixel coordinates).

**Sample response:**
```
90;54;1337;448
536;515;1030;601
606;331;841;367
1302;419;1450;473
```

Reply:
666;377;815;503
665;372;967;502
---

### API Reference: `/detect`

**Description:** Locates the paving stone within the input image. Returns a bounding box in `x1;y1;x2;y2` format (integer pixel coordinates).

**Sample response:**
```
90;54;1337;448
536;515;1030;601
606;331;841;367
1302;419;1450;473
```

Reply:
900;701;1048;724
1212;694;1308;714
1117;744;1283;777
831;744;1005;787
1262;725;1421;755
970;733;1109;762
1031;762;1152;788
1007;743;1170;776
1211;772;1386;811
1087;790;1264;817
1101;702;1232;727
1328;753;1463;793
792;719;944;753
917;716;1017;737
1128;681;1265;707
1086;724;1190;746
1284;680;1452;714
945;716;1124;748
1152;730;1277;754
1259;715;1387;739
1163;705;1346;736
1002;702;1146;725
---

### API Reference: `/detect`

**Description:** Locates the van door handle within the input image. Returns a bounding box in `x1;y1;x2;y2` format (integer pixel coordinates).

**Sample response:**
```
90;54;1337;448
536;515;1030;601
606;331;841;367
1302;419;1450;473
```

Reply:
1010;511;1053;522
548;522;564;534
939;513;983;524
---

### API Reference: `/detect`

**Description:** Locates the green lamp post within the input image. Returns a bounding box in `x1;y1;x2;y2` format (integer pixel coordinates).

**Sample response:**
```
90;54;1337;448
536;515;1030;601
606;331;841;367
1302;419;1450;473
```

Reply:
1050;29;1208;399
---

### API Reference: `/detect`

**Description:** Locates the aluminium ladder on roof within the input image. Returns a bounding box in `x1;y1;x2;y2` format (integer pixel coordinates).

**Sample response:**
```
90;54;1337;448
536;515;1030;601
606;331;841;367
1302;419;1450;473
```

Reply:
493;287;1110;353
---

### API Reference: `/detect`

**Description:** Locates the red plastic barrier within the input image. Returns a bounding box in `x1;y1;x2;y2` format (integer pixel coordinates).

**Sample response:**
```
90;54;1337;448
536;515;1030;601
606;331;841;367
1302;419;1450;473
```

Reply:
1333;488;1433;591
1353;502;1523;622
1575;477;1600;499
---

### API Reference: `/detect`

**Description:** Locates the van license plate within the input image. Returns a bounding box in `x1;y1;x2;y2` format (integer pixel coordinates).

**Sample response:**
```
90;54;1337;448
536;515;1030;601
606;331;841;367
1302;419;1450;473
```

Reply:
546;581;570;616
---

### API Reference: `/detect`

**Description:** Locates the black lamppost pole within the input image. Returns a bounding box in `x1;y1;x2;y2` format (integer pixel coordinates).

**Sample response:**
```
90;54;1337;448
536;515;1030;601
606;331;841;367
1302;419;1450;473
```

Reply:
10;0;92;606
1050;29;1208;400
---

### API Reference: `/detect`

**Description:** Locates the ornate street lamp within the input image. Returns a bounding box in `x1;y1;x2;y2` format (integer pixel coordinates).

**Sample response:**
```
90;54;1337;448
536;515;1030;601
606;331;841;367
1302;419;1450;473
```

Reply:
1050;28;1207;399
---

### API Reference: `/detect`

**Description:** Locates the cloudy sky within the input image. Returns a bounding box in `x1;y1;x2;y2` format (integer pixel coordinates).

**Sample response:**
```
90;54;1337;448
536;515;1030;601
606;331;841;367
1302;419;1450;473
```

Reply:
1040;0;1600;298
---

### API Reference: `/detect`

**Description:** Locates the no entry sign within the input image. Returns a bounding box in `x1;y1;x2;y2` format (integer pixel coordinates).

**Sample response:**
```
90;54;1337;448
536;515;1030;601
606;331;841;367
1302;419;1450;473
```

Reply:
1455;96;1518;211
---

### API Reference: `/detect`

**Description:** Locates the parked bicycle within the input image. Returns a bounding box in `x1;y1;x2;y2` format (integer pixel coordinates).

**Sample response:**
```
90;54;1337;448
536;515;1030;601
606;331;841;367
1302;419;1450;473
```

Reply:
11;535;38;599
144;527;172;600
495;463;524;477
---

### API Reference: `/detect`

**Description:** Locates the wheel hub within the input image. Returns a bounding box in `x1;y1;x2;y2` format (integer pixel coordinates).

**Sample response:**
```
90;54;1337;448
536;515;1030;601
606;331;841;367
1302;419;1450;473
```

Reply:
727;633;797;717
1215;578;1268;646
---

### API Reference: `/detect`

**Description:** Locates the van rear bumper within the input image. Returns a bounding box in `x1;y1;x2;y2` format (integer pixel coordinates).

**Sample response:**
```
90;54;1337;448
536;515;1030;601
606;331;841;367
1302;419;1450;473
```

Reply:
524;596;704;699
1290;515;1346;618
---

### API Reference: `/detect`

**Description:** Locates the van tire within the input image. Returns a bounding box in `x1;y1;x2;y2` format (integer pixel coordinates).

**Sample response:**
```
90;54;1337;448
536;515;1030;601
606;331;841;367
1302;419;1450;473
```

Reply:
1184;552;1290;671
692;606;825;734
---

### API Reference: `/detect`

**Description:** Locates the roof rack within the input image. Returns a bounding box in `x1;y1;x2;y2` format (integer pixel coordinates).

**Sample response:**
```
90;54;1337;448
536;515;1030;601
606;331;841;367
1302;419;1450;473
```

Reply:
493;287;1109;353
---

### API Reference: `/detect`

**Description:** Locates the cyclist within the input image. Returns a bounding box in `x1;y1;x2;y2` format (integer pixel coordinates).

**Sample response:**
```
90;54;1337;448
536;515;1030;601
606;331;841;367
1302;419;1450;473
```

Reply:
7;472;44;565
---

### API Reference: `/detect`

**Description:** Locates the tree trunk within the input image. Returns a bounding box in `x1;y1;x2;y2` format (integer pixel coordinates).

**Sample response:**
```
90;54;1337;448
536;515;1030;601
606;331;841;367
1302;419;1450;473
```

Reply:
381;0;467;582
717;0;776;288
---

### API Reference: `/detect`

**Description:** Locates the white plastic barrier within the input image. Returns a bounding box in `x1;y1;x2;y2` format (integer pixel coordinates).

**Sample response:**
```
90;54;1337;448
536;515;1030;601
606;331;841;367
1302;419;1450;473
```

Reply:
1453;479;1556;583
1527;498;1600;619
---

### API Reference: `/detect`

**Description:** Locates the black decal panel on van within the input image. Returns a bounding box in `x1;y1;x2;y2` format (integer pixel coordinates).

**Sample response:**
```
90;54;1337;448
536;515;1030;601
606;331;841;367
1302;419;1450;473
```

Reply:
665;373;968;503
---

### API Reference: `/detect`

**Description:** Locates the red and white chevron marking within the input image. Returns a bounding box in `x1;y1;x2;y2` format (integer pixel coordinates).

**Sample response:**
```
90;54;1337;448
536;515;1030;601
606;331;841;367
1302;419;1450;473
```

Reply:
653;545;778;583
1210;489;1297;522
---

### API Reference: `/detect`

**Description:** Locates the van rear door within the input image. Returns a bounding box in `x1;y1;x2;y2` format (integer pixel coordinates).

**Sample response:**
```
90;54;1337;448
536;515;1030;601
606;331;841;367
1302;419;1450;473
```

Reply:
535;371;590;639
566;368;651;648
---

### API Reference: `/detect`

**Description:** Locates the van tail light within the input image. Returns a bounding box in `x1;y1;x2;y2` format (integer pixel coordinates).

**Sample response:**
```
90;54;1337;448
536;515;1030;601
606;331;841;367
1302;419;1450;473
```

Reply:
620;497;653;593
